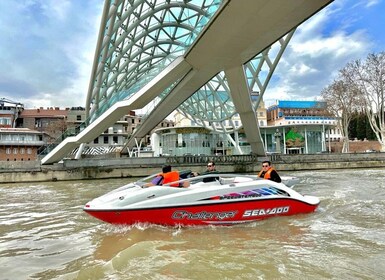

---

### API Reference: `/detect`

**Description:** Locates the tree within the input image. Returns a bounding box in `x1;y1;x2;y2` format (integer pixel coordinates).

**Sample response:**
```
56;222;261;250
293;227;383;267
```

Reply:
321;76;363;153
348;112;358;139
341;52;385;151
366;118;376;140
356;113;367;140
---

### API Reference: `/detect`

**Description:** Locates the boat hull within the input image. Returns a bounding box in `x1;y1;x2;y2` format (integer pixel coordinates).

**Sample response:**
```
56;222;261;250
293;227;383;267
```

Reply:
84;197;318;226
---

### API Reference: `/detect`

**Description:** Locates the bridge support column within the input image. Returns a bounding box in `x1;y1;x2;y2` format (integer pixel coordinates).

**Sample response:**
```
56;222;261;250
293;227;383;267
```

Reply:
225;65;265;156
75;143;86;160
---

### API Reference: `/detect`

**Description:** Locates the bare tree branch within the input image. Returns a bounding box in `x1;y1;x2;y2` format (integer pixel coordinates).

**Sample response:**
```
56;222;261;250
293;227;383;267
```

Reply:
342;52;385;151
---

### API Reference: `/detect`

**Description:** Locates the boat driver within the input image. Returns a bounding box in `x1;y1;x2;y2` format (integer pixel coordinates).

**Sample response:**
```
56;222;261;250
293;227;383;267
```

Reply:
192;161;220;182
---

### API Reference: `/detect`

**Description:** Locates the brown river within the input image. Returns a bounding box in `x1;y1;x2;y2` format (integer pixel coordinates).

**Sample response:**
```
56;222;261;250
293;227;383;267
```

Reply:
1;168;385;280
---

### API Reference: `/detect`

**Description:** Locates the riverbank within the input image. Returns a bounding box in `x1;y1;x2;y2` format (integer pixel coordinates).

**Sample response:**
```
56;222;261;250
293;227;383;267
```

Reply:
1;152;384;183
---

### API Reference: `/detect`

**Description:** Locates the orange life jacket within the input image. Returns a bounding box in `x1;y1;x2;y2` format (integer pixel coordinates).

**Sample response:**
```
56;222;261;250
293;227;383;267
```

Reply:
258;167;275;180
160;171;180;187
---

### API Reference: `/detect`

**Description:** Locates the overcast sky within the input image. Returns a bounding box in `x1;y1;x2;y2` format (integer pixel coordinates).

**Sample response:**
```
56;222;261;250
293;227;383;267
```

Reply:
0;0;384;109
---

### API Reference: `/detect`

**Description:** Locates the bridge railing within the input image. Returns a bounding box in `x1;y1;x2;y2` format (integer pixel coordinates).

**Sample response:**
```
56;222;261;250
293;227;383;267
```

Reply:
165;154;260;165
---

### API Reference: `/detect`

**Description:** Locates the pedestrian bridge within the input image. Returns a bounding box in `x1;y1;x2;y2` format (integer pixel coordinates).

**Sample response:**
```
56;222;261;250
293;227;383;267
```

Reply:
41;0;333;165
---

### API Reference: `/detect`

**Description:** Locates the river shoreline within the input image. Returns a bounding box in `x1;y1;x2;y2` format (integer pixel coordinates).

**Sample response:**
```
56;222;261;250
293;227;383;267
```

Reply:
1;152;384;183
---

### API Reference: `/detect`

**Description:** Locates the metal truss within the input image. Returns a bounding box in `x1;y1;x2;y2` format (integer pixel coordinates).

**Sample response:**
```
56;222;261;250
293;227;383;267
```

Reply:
84;0;295;157
177;30;295;133
86;0;222;122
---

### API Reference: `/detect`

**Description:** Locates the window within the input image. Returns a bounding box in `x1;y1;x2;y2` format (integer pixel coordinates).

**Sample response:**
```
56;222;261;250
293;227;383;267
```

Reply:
20;148;25;154
6;148;11;154
104;136;108;144
76;115;82;121
94;138;99;144
27;148;32;154
0;117;11;125
35;119;42;127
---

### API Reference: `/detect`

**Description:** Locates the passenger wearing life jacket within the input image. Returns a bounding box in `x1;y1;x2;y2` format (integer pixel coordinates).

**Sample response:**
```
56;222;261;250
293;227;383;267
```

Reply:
151;165;190;187
258;160;281;183
161;166;180;187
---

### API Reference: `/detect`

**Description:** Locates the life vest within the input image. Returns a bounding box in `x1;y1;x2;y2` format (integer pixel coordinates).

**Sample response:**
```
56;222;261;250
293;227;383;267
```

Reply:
258;167;275;180
160;171;180;187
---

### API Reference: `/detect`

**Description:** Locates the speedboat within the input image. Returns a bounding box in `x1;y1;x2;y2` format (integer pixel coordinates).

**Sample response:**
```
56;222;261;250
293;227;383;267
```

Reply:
83;172;319;226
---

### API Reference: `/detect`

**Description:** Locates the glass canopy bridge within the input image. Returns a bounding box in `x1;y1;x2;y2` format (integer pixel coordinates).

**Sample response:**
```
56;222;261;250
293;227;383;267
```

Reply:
41;0;333;165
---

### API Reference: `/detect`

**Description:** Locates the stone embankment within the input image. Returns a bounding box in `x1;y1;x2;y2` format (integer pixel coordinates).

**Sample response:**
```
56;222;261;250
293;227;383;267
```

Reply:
0;152;384;183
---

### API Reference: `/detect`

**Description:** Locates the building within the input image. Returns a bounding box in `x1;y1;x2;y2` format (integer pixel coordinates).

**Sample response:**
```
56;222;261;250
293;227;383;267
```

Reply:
69;110;174;157
66;107;86;136
0;128;45;161
0;98;24;128
0;95;340;160
120;112;174;156
151;100;340;156
8;103;175;158
0;99;46;161
266;100;339;154
267;100;335;126
18;107;69;143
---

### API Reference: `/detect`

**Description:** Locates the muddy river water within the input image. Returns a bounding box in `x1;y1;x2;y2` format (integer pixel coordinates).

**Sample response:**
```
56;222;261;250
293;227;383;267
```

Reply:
1;168;384;279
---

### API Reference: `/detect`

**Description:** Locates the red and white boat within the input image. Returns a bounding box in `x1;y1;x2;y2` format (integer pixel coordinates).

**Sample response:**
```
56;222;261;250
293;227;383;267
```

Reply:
83;173;319;226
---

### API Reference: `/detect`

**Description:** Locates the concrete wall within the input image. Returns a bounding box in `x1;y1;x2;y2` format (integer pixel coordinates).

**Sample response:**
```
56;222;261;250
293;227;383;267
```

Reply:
1;152;384;183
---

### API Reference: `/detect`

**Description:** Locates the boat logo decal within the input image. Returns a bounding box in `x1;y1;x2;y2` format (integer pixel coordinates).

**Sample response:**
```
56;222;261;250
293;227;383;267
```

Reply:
172;210;237;221
242;206;290;217
208;187;289;200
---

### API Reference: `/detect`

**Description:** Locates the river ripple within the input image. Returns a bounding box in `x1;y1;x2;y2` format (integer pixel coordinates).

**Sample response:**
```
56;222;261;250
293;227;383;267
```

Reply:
1;168;385;280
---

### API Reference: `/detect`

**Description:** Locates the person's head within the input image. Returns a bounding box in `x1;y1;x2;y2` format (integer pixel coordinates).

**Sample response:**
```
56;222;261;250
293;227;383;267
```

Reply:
162;165;172;173
262;160;271;170
207;161;215;170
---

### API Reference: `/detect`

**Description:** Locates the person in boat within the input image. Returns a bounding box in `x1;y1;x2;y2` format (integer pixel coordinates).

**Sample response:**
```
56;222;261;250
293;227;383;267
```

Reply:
192;161;220;183
258;160;282;183
150;165;190;187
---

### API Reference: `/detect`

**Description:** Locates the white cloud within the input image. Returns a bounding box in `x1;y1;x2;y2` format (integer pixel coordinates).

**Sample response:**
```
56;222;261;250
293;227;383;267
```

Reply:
42;0;71;21
264;1;374;105
0;0;103;108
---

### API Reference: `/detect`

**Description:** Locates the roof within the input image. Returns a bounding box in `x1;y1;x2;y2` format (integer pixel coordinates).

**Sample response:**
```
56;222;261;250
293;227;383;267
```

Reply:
277;100;326;109
19;108;69;118
267;100;327;111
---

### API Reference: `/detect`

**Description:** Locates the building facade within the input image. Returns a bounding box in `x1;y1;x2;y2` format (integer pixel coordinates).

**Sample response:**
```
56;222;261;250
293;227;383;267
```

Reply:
0;98;24;128
266;100;338;154
18;107;69;143
0;128;45;161
151;100;339;156
0;97;340;160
